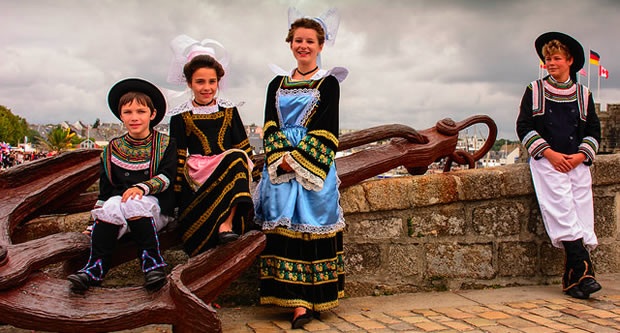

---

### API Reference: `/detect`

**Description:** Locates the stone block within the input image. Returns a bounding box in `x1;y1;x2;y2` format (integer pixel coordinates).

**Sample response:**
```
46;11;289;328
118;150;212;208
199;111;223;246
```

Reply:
500;163;534;197
454;168;503;201
591;154;620;186
409;173;459;207
472;201;525;237
594;196;617;238
591;242;620;273
408;203;466;237
340;184;370;214
498;242;538;277
343;243;381;275
425;243;495;279
362;177;413;211
385;244;423;277
540;243;564;276
346;217;403;240
527;200;547;237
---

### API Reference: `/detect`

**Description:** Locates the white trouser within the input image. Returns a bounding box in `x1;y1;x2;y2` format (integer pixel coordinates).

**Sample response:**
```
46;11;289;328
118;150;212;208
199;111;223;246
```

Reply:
91;195;171;239
530;157;597;250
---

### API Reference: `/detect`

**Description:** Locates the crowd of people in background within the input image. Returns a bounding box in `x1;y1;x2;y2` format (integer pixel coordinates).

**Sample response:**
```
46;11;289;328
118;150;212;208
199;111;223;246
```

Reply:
1;150;50;170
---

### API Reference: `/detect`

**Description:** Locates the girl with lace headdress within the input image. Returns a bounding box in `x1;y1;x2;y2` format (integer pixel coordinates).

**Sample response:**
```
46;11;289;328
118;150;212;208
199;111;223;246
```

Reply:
167;36;254;256
253;8;347;329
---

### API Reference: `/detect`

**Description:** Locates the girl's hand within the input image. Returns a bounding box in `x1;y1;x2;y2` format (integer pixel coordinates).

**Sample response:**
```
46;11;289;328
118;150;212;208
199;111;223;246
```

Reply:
122;187;144;202
280;159;293;172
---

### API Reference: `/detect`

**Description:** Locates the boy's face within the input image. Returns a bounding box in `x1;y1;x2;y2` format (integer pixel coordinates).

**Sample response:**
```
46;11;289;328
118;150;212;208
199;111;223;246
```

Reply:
119;99;156;139
545;52;573;81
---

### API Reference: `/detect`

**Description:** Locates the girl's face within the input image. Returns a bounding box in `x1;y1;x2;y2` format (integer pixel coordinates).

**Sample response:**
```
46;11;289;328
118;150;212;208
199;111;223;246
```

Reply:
290;27;324;67
119;99;155;139
545;52;573;82
188;67;218;105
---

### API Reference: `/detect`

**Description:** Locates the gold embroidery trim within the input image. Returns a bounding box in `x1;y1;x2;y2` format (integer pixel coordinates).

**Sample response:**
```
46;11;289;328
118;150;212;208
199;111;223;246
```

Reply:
290;150;327;180
182;112;211;155
190;191;251;256
259;297;340;312
261;254;340;266
180;158;249;233
263;227;339;240
267;151;286;166
217;108;233;152
232;138;250;150
308;130;339;147
179;157;249;221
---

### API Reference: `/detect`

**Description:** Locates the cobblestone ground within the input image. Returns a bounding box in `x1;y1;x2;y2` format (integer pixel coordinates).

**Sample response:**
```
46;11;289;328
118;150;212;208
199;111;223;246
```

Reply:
1;274;618;332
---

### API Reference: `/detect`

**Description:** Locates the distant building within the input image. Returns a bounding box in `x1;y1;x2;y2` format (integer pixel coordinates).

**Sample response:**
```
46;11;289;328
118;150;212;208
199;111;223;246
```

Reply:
79;139;97;149
245;124;264;154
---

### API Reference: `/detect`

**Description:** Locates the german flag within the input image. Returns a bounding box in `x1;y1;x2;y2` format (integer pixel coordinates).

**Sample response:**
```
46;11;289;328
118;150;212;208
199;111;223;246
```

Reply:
590;50;600;65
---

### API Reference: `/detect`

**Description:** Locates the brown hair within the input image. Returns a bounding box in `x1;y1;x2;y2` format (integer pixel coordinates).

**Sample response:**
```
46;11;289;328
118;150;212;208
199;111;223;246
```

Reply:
183;54;225;84
542;39;572;60
285;18;325;45
118;92;155;114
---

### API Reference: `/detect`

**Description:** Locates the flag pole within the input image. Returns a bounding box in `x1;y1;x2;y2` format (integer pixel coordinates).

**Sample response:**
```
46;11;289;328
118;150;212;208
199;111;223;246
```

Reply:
598;63;601;101
587;48;591;89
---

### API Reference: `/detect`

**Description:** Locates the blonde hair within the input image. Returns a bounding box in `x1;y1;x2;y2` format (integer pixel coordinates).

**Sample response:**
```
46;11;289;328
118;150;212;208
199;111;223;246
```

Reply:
542;39;572;60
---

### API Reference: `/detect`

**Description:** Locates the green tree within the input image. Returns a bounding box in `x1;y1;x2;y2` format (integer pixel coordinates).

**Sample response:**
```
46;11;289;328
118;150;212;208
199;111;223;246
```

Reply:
491;138;519;151
0;105;30;145
38;126;75;152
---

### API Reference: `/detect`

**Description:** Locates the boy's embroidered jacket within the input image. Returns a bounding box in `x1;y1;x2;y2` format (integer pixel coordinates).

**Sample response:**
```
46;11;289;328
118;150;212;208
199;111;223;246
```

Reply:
98;131;177;216
263;75;339;191
517;76;601;165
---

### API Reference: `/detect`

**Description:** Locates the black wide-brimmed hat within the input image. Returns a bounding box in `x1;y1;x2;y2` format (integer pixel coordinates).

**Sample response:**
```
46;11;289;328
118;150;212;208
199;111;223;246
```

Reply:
535;32;585;80
107;78;167;127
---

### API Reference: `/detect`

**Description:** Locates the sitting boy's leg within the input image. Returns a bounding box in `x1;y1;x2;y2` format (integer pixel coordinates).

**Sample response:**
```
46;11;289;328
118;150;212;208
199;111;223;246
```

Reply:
128;216;167;290
69;220;120;292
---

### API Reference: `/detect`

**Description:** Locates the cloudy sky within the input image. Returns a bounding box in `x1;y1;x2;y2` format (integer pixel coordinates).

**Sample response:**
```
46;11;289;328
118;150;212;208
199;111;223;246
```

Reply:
2;0;619;139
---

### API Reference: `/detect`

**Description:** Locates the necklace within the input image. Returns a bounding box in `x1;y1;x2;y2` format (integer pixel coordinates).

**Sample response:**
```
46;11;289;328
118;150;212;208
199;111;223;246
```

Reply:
193;98;215;107
296;66;319;76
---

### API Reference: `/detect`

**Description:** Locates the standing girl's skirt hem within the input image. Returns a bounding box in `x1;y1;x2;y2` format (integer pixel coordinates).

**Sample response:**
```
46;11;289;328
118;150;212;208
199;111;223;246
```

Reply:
259;227;344;312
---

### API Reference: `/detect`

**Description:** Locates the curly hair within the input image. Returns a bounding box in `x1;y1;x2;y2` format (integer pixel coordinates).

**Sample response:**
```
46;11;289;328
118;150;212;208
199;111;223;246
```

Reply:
285;18;325;45
183;54;225;84
542;39;572;60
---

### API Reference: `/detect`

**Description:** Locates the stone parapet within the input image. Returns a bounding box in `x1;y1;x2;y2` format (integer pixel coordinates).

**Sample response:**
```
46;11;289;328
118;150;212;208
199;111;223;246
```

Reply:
341;153;620;296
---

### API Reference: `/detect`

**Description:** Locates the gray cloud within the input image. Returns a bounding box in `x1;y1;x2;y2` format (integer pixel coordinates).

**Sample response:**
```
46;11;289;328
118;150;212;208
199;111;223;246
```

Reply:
1;0;619;140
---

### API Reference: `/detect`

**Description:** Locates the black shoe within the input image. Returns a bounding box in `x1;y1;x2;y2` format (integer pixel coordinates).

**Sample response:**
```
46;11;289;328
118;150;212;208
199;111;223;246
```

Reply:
580;277;602;295
68;272;97;292
144;268;166;291
218;231;239;244
565;286;589;299
291;309;313;329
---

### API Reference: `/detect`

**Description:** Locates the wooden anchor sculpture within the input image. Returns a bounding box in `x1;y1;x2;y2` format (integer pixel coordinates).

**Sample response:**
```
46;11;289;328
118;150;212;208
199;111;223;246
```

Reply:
0;114;495;332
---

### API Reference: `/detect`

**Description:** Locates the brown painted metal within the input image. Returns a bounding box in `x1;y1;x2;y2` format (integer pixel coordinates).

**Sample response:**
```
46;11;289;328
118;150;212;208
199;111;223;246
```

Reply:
0;150;266;332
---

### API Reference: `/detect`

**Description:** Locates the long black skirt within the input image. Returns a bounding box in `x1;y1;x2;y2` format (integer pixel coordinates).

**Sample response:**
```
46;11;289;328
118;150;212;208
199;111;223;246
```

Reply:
178;151;253;256
259;227;344;312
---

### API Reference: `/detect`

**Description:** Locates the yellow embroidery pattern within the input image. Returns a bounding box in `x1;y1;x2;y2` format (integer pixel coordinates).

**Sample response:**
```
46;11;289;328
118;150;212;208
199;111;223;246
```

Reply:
308;130;339;147
290;150;327;180
217;108;233;152
259;297;340;312
263;227;338;240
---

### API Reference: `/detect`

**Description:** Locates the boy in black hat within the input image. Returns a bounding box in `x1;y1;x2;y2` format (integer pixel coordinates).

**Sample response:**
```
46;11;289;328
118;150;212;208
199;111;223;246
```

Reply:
517;32;601;299
68;78;177;292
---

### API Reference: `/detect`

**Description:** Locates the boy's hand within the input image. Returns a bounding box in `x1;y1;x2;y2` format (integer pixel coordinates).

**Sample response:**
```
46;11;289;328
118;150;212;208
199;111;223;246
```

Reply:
543;149;572;173
122;187;144;202
565;152;587;169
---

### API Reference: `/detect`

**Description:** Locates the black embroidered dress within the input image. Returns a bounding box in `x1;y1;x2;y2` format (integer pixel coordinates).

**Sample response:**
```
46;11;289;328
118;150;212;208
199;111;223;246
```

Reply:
169;100;254;256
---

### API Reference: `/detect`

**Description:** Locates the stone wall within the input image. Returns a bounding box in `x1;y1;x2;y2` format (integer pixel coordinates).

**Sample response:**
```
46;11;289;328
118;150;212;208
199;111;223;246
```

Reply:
598;103;620;153
339;153;620;297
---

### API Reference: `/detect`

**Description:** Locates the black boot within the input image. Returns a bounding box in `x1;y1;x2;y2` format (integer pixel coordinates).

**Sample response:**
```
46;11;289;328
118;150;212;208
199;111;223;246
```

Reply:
128;217;167;290
69;220;120;292
562;239;601;298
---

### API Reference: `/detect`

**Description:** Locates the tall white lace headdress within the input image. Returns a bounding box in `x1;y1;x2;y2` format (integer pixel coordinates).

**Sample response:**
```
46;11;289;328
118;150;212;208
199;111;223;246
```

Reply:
166;35;230;94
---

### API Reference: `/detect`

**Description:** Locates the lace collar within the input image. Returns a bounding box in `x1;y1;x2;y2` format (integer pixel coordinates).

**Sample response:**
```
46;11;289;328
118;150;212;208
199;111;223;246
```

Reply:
167;98;238;117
